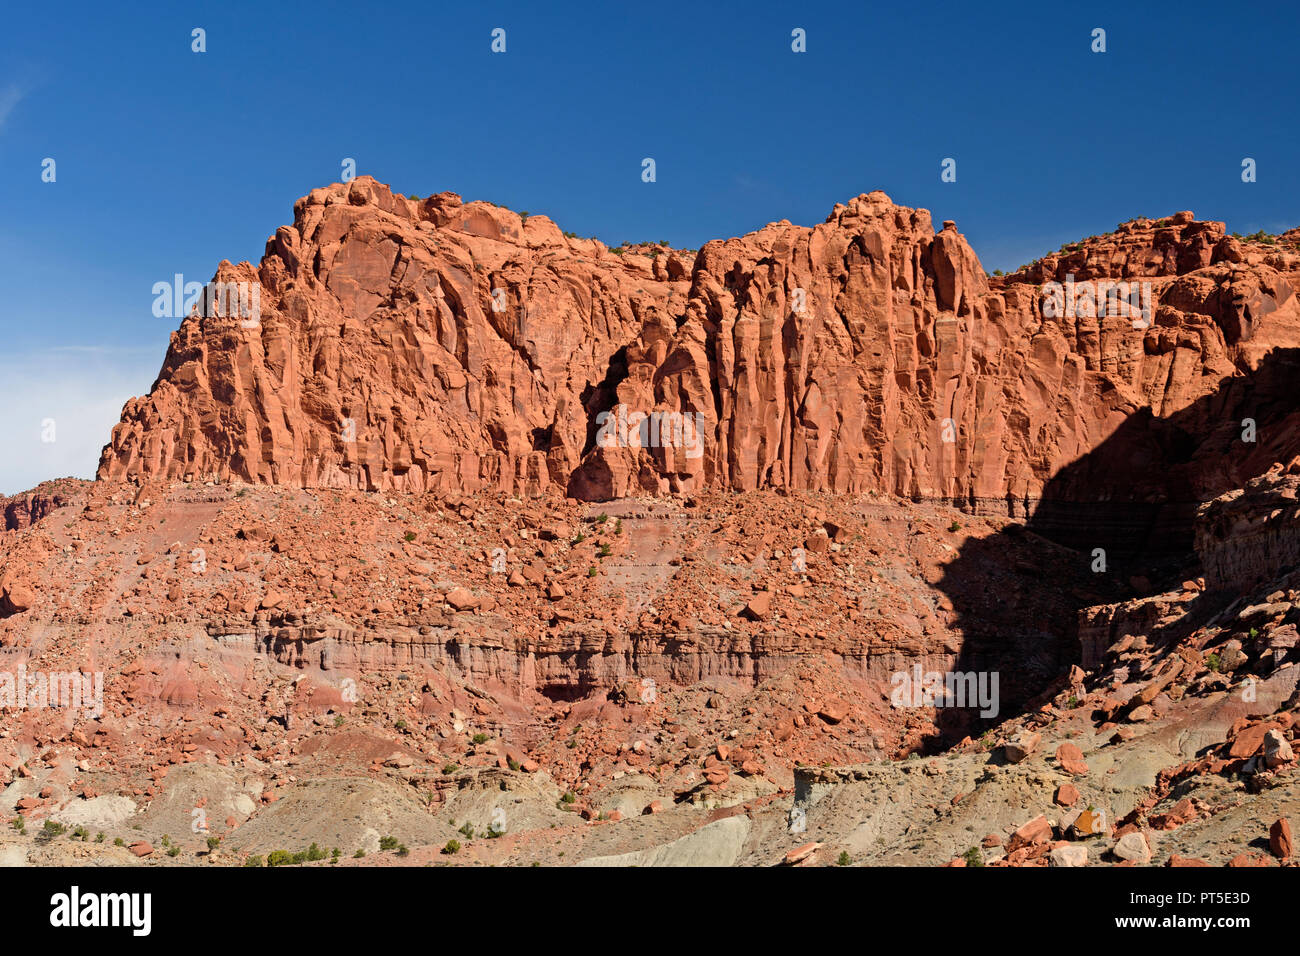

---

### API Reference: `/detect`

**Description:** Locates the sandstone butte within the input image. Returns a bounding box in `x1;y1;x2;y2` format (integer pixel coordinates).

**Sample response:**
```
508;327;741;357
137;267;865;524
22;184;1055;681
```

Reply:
97;177;1300;519
3;178;1300;868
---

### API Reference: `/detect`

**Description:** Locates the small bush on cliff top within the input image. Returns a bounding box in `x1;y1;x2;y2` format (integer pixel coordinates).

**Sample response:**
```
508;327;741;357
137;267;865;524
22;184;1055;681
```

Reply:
963;847;984;867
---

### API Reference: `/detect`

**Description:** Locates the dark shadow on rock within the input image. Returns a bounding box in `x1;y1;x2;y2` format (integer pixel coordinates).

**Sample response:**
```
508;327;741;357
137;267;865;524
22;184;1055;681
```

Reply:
927;347;1300;749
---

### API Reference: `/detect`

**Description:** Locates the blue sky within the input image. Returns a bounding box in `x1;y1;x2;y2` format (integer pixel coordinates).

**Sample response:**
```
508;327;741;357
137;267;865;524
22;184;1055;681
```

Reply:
1;0;1297;493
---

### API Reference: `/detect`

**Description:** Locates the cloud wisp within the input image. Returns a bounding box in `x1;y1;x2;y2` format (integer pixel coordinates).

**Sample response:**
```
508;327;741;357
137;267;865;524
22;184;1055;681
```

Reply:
0;84;25;132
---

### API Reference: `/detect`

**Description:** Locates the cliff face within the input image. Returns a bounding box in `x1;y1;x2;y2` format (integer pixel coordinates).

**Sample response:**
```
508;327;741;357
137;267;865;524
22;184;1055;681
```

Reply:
98;178;1300;519
1196;458;1300;592
1;480;84;532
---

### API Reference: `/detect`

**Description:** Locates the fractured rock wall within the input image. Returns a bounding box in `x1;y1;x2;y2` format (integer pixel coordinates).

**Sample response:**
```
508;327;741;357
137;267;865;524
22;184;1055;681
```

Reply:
99;180;1300;533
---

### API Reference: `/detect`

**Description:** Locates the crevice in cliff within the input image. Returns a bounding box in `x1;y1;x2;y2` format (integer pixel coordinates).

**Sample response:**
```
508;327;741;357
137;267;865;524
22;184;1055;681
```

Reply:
576;346;630;460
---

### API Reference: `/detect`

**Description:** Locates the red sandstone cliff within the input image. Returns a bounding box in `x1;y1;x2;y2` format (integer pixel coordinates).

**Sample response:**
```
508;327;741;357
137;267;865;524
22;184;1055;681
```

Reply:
98;179;1300;511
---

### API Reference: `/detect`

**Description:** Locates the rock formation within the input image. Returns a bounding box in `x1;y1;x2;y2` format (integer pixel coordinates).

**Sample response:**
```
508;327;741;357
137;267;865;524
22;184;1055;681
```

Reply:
98;179;1300;524
2;180;1295;868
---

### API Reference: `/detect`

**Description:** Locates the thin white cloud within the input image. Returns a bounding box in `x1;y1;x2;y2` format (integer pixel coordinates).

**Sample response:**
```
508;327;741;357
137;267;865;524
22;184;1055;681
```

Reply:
44;345;160;356
0;347;162;496
0;84;24;132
